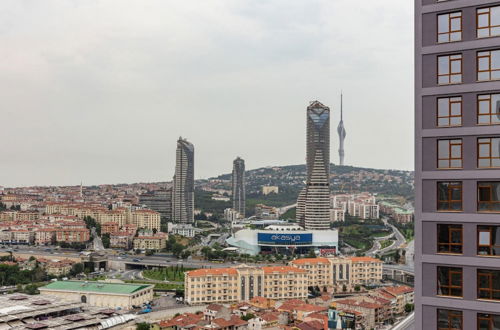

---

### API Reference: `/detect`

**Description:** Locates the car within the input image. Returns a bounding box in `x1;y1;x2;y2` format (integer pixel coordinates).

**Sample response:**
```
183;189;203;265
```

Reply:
132;258;141;262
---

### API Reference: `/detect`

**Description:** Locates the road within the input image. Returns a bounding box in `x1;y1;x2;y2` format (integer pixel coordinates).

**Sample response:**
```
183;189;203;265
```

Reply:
91;227;105;251
366;217;406;257
278;203;297;215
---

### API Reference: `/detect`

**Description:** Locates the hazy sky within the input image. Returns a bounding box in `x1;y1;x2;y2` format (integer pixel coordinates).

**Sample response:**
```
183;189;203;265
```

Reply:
1;0;413;187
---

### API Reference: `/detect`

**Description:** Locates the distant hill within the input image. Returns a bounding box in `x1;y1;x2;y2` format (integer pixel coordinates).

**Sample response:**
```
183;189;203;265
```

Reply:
195;164;414;217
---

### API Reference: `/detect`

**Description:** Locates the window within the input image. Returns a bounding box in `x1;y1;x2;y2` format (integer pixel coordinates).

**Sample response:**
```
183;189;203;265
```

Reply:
478;94;500;125
438;12;462;43
478;226;500;256
438;139;463;169
477;6;500;38
478;50;500;81
437;266;463;297
438;224;463;254
439;54;463;85
438;309;463;330
478;269;500;300
478;138;500;168
478;182;500;212
478;313;500;330
438;97;462;127
438;182;463;211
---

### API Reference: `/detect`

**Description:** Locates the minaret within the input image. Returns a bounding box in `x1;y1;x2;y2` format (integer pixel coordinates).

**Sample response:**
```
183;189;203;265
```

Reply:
337;93;347;166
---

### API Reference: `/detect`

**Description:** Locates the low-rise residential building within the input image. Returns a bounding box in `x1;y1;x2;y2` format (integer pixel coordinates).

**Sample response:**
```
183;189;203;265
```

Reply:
101;222;120;235
11;230;34;244
329;207;345;222
289;256;383;292
262;186;279;195
254;204;279;220
378;201;414;223
331;192;380;220
35;228;56;245
56;228;90;243
45;259;74;276
130;209;161;231
133;231;167;251
184;265;308;305
110;232;133;249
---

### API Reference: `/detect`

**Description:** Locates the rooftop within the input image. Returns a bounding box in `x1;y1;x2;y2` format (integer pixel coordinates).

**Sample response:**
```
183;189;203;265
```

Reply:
40;281;152;295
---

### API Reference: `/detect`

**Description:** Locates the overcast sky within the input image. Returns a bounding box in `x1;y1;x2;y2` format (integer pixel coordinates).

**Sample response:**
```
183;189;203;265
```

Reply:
0;0;413;187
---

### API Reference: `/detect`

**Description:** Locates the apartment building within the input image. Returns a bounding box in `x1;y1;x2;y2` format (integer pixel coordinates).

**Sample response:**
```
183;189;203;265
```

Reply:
130;209;161;231
55;228;90;243
378;201;414;224
415;1;500;329
289;256;383;291
101;222;120;235
110;232;133;249
133;231;167;251
184;265;308;305
331;193;380;220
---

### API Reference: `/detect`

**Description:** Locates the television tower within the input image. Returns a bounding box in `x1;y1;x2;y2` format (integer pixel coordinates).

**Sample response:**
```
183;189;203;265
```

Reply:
337;93;347;166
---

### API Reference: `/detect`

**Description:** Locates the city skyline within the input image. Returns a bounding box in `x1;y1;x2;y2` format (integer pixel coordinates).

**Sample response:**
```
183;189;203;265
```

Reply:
0;0;413;187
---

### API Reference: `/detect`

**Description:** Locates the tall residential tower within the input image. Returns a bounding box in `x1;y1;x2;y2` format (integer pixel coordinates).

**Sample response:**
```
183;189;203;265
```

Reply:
297;101;331;230
232;157;246;218
416;1;500;329
337;93;346;166
172;137;194;224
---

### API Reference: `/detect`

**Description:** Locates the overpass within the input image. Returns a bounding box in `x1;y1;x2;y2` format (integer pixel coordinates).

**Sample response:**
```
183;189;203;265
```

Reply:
383;264;414;286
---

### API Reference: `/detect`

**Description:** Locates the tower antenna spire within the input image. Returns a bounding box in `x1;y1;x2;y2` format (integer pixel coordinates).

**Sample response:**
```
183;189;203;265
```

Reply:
337;92;347;166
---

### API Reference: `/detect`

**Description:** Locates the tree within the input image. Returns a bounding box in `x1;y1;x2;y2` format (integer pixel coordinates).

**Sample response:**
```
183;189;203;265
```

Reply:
181;250;191;259
69;263;84;277
24;284;39;295
354;285;361;292
101;233;110;249
404;303;414;313
307;249;316;258
241;313;255;321
145;250;154;256
394;250;401;263
136;322;150;330
172;243;185;258
342;284;347;292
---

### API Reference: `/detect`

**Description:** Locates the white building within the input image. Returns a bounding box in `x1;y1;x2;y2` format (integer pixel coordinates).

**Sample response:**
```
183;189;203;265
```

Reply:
330;207;345;222
331;192;379;220
167;223;201;238
224;208;242;221
226;224;338;256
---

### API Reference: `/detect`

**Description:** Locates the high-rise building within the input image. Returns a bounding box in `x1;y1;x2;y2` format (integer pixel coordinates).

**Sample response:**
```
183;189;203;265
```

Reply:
232;157;245;217
337;93;346;166
139;188;172;222
416;1;500;329
298;101;331;230
172;137;194;224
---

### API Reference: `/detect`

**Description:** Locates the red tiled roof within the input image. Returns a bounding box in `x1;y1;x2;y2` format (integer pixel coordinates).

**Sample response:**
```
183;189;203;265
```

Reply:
187;268;238;277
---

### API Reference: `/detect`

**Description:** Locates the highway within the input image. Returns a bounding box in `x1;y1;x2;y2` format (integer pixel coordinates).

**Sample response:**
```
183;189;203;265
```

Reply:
366;217;407;257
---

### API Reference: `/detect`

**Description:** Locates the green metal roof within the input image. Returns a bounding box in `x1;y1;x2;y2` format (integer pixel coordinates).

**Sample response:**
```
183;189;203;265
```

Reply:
40;281;152;295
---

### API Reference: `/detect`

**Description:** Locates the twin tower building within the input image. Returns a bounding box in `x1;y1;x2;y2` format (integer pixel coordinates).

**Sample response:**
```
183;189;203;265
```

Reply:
171;138;245;224
173;100;345;226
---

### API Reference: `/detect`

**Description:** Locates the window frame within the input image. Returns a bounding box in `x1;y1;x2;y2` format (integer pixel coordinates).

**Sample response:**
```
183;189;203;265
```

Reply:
438;54;463;85
437;139;463;169
477;269;500;301
477;50;500;81
477;94;500;125
477;6;500;38
438;309;463;330
478;313;500;330
437;97;462;127
478;225;500;256
478;137;500;168
438;11;462;43
437;224;463;254
437;181;463;212
478;182;500;212
437;266;463;298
